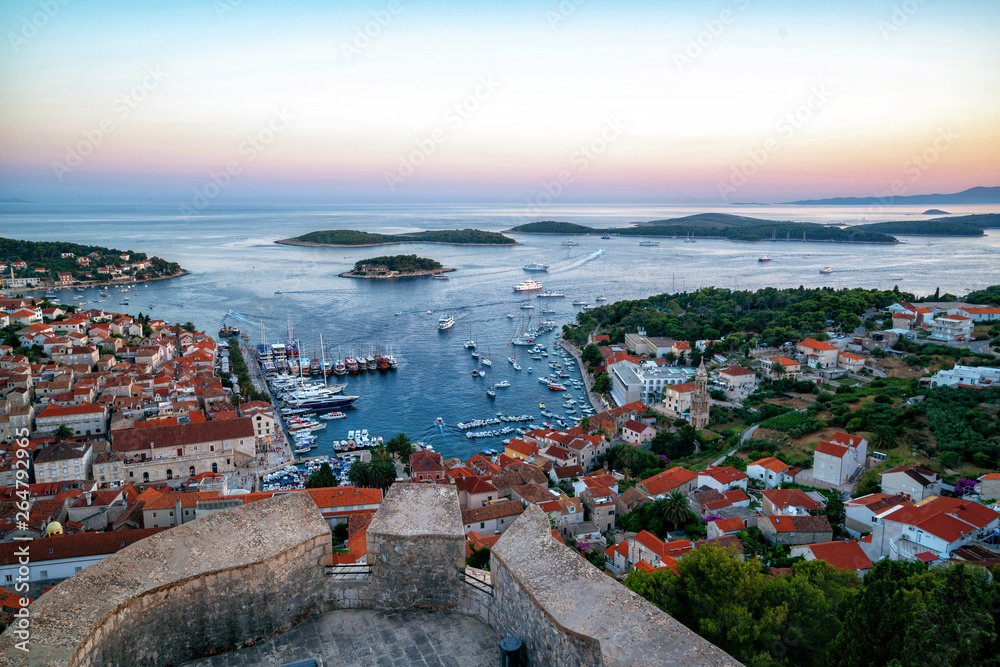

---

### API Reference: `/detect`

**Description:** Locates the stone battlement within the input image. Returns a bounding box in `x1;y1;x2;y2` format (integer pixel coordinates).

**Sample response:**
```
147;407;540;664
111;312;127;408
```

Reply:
0;483;740;666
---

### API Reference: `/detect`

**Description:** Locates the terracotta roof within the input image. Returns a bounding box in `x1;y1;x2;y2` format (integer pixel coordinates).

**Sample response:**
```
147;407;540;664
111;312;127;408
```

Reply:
766;515;832;533
511;482;557;504
798;338;838;351
456;476;498;496
709;517;745;533
914;551;939;563
749;457;792;473
815;441;849;458
0;528;166;565
642;467;697;496
37;402;105;417
829;432;866;448
143;490;220;511
308;486;383;509
763;488;824;512
623;419;652;433
807;540;873;571
699;466;749;485
664;382;697;394
111;418;253;452
721;365;754;376
461;500;524;525
554;464;584;480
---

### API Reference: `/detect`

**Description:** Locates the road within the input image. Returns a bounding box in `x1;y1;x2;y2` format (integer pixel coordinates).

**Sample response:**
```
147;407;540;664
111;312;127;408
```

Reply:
559;338;611;414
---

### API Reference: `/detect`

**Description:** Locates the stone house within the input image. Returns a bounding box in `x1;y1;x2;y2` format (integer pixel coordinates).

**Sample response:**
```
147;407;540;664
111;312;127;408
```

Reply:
760;515;833;546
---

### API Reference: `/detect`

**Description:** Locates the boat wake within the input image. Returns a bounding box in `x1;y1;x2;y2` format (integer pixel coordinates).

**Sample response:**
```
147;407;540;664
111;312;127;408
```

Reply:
553;248;606;272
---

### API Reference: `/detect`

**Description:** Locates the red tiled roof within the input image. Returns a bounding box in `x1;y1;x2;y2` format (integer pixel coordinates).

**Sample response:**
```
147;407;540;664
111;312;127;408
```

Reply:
815;441;849;458
829;432;865;448
0;528;166;565
807;540;873;571
664;382;697;394
699;465;749;485
111;418;254;452
642;467;697;496
709;517;745;533
461;500;524;525
749;457;792;473
763;488;824;512
623;419;651;433
799;338;838;351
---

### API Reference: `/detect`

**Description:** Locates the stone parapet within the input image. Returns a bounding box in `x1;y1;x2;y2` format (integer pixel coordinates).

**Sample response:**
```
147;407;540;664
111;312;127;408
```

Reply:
490;504;742;667
366;483;466;610
0;493;332;667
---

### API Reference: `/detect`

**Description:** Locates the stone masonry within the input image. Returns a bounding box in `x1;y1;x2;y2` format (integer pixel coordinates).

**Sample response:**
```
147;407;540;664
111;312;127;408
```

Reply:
366;483;466;611
490;504;742;667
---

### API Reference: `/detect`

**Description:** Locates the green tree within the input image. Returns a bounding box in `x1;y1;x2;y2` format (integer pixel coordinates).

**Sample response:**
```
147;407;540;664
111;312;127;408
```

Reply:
306;462;337;488
182;321;196;332
660;491;693;531
52;424;74;442
581;343;603;367
580;416;592;431
592;372;611;394
869;424;901;452
385;433;414;460
466;544;491;570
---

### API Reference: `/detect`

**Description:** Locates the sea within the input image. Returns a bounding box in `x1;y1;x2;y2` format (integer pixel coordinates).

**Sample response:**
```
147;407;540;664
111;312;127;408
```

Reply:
2;202;999;461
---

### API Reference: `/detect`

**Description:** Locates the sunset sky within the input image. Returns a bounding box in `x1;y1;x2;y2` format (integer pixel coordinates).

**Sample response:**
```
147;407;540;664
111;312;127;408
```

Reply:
1;0;998;204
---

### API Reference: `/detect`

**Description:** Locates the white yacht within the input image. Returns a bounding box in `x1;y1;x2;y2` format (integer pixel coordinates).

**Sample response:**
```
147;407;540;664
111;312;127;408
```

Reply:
514;279;543;292
438;314;455;330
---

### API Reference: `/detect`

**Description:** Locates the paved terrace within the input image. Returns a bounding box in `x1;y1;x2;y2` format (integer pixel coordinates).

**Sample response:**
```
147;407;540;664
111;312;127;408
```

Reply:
185;609;498;667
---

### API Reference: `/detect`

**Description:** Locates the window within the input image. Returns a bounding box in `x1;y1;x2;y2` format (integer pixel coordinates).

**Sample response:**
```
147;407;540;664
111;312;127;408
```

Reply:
39;570;48;578
4;575;11;583
74;566;82;573
153;513;157;517
480;522;485;529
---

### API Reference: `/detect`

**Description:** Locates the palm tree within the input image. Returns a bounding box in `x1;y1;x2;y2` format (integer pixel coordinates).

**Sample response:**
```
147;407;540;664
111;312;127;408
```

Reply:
386;433;414;460
771;361;785;380
869;425;901;451
580;417;592;432
347;460;373;487
53;424;74;442
660;491;693;532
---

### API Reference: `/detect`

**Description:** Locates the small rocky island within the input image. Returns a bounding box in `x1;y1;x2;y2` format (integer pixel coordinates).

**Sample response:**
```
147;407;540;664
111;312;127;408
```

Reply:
923;209;950;215
278;228;516;247
340;254;455;279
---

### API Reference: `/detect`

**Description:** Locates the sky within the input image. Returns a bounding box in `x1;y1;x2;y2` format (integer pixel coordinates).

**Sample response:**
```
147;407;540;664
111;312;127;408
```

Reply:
0;0;998;205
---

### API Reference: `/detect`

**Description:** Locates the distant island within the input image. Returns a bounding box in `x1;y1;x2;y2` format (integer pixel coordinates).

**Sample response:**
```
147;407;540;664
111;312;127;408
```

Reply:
923;209;949;215
853;214;1000;236
278;228;517;247
0;237;185;290
508;214;897;244
783;185;1000;205
339;254;453;279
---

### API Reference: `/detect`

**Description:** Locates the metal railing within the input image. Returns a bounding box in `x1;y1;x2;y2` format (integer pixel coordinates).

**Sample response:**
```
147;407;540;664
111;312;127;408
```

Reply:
326;562;371;581
461;569;494;597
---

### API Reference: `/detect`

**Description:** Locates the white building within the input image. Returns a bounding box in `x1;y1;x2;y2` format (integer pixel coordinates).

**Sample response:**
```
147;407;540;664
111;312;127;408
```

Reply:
812;432;867;487
608;360;692;407
880;464;942;501
35;403;108;437
928;314;974;342
34;441;94;483
928;365;1000;389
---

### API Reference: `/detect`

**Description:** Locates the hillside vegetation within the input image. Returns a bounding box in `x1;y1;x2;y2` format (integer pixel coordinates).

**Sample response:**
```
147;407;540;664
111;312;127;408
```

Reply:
0;237;181;281
352;255;442;273
292;228;515;246
853;214;1000;236
509;214;896;243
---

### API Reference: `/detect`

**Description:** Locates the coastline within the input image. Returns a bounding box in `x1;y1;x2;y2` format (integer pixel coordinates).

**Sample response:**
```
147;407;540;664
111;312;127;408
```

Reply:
506;232;899;244
5;269;190;296
338;267;456;279
276;238;520;248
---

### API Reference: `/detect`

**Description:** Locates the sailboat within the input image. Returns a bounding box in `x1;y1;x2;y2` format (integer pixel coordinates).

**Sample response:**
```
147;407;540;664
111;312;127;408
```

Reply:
684;231;696;243
486;345;496;398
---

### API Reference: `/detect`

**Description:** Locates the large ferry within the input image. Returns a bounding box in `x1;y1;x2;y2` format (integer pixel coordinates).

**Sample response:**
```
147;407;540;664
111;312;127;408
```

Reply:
522;263;548;272
536;290;565;298
283;394;359;410
438;314;455;330
514;279;543;292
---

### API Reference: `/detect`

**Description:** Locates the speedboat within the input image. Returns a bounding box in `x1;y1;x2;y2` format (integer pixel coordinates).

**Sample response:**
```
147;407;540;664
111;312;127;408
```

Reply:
758;255;772;262
820;267;833;274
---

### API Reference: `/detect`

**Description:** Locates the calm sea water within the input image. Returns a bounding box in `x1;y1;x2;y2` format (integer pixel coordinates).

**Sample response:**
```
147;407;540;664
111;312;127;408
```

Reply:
2;203;999;460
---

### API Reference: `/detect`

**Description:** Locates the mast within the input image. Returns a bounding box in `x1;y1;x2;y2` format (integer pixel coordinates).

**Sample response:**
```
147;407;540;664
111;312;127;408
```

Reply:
320;333;328;385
